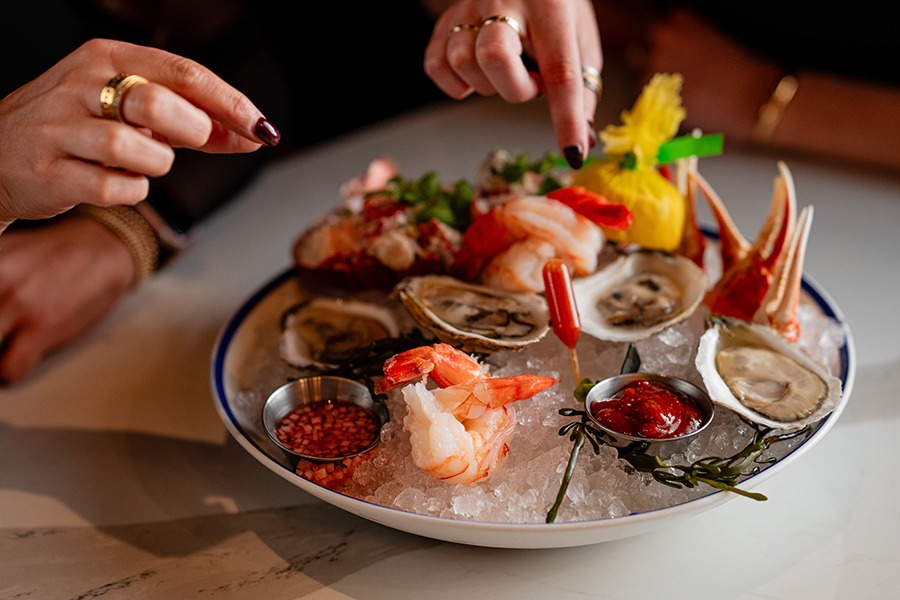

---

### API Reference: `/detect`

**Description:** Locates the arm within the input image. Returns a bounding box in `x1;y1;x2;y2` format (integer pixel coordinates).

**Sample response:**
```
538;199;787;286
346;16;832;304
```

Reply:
0;37;282;382
641;6;900;173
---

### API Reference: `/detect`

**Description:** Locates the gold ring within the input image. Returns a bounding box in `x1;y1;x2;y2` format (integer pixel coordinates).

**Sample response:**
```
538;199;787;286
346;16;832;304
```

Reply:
449;23;479;35
581;66;603;98
100;73;149;123
480;15;523;36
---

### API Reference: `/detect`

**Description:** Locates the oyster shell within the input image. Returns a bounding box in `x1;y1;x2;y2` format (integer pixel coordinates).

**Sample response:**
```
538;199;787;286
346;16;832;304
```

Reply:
280;297;399;369
695;316;842;430
394;274;550;353
573;250;708;342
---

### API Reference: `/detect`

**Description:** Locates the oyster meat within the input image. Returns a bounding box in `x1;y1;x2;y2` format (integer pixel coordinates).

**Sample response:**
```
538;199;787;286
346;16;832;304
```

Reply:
573;250;708;342
394;275;550;353
695;316;842;430
280;297;400;369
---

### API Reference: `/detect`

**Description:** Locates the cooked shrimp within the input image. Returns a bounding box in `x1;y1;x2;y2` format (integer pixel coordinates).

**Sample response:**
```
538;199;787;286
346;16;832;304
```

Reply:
452;195;603;293
380;343;559;484
499;196;602;276
481;238;557;293
379;342;488;391
402;382;517;484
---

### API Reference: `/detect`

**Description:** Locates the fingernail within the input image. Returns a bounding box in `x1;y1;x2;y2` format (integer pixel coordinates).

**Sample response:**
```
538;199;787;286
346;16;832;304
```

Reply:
564;145;584;170
255;117;281;146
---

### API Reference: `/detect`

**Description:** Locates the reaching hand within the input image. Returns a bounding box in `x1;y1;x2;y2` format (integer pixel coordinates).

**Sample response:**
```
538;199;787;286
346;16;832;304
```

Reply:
424;0;603;169
0;39;280;229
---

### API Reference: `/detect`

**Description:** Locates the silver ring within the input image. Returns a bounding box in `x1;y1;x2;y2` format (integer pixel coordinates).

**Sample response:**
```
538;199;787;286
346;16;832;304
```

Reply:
480;15;522;36
581;66;603;97
449;23;479;35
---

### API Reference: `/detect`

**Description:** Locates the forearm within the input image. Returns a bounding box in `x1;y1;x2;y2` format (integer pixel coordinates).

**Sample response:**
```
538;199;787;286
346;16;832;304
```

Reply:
771;72;900;174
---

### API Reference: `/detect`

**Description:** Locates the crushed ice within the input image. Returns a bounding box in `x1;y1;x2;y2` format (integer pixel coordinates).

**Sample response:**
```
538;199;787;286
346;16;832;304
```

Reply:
338;304;845;523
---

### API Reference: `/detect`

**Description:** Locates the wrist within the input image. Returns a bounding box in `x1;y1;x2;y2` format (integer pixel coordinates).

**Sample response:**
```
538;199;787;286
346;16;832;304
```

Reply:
134;199;194;263
72;204;160;287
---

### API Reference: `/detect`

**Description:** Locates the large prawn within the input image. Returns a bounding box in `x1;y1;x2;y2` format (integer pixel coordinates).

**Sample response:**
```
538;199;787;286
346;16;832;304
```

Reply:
377;343;558;484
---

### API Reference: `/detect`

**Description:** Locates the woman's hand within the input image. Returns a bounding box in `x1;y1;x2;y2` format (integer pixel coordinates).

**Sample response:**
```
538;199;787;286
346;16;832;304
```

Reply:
0;38;280;228
424;0;603;169
0;217;136;383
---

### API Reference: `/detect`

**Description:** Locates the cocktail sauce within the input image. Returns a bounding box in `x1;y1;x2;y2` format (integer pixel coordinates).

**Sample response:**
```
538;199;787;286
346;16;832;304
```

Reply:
590;379;704;439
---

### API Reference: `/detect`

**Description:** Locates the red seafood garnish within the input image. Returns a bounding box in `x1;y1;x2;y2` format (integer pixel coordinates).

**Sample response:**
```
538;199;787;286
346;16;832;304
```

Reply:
450;208;516;282
546;186;633;230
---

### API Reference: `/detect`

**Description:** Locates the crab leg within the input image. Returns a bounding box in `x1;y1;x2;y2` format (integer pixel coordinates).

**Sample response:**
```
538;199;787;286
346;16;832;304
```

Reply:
698;162;798;322
676;156;708;268
689;168;750;274
754;205;814;342
747;162;796;274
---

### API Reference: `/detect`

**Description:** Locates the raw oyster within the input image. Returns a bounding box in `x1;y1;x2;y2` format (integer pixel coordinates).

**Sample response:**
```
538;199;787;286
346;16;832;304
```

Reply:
394;274;550;353
695;315;842;430
280;297;399;369
572;250;708;342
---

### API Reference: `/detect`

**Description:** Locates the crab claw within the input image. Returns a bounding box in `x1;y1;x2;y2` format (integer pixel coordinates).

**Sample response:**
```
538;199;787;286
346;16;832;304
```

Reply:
675;156;708;268
754;205;814;342
695;162;810;340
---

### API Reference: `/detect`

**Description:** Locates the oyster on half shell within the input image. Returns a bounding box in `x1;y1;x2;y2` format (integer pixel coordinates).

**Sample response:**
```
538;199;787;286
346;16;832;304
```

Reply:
695;316;842;430
280;297;400;369
394;274;550;353
573;250;708;342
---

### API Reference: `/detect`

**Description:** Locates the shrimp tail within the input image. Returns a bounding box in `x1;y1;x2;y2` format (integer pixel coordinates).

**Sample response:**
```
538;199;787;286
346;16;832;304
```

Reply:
473;374;559;409
437;374;559;420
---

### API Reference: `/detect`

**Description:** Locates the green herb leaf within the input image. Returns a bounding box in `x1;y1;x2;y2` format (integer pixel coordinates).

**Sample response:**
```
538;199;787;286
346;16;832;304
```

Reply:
371;172;475;229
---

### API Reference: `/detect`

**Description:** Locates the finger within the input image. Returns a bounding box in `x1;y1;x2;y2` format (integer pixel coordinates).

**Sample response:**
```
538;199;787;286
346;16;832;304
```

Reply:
0;289;34;384
446;21;496;95
100;40;275;147
424;13;478;99
117;82;213;148
529;7;602;166
49;158;151;207
474;15;540;103
0;329;42;384
61;118;175;177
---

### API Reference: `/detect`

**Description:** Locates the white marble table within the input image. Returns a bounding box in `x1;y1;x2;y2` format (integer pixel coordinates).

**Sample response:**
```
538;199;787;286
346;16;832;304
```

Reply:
2;95;898;599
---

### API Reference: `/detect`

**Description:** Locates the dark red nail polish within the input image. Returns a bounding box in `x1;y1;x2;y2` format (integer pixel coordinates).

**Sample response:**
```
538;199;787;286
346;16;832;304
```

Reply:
564;145;584;170
255;117;281;146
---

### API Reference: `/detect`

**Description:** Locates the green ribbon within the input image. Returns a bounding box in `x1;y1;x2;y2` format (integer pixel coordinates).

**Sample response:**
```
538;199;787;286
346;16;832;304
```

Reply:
582;132;724;171
656;133;724;164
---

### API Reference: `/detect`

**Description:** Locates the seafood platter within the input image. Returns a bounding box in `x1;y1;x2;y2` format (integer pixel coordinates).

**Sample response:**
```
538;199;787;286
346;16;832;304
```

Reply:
211;74;854;548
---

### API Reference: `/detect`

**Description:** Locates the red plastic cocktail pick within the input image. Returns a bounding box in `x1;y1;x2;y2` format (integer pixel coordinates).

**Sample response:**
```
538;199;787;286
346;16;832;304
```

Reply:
542;258;581;383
